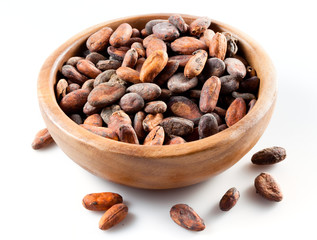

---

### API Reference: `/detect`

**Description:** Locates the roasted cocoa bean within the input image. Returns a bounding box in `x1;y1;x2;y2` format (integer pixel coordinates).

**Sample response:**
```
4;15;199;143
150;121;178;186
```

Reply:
254;173;283;202
118;124;139;144
109;23;133;47
224;58;246;79
99;203;128;230
134;111;146;140
143;113;163;132
219;187;240;211
119;93;144;114
100;104;121;125
189;17;211;36
77;59;102;79
61;65;88;84
86;52;106;65
82;192;123;211
155;60;179;86
170;204;205;231
168;14;187;33
122;48;138;68
144;101;167;114
184;49;208;79
86;27;113;52
167;73;198;93
140;50;168;82
220;75;240;94
88;82;126;108
143;126;165;145
225;97;246;127
168;96;202;121
171;37;208;55
60;89;89;113
152;22;180;41
160;117;194;136
31;128;54;150
198;113;219;139
127;83;161;101
199;76;221;113
96;59;121;71
116;66;141;84
83;113;103;127
209;32;227;60
251;147;286;165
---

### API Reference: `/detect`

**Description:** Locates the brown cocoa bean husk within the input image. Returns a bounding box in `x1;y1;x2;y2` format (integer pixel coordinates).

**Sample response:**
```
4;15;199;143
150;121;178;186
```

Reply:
170;204;205;231
83;101;100;116
60;89;89;113
127;83;161;101
254;173;283;202
96;59;121;71
134;111;146;140
251;147;286;165
225;97;246;127
66;56;84;67
85;52;106;65
107;46;129;61
83;113;103;127
94;69;117;87
99;203;128;230
168;14;187;33
160;117;194;136
80;124;118;140
88;82;126;108
184;49;208;79
82;192;123;211
100;104;121;125
167;73;198;93
86;27;113;52
116;67;141;84
155;60;179;86
143;113;163;132
118;124;139;144
143;126;165;146
219;187;240;211
122;48;138;68
119;93;144;114
171;36;208;55
32;128;54;150
224;58;247;79
220;75;240;94
61;65;88;84
198;113;219;139
140;50;168;82
109;23;133;47
131;42;146;58
76;59;102;79
56;79;68;101
201;58;226;78
169;55;192;67
199;76;221;113
168;96;202;121
209;32;227;60
144;101;167;114
135;58;146;72
152;22;180;41
66;83;80;93
189;17;211;36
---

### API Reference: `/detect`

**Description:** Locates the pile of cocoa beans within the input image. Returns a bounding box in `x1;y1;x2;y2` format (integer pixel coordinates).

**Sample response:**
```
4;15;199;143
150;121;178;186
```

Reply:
35;14;260;148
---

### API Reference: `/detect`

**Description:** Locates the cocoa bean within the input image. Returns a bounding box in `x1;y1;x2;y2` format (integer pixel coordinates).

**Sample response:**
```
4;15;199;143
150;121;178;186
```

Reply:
209;32;227;60
119;93;144;114
168;14;187;33
131;42;146;58
145;19;168;34
160;117;194;136
66;56;84;67
232;91;256;101
83;101;100;115
189;17;211;36
224;58;246;79
56;79;68;101
254;173;283;202
31;128;54;150
82;192;123;211
170;204;205;231
143;113;163;132
155;60;179;86
251;147;286;165
77;59;102;79
88;82;125;108
70;114;83;125
81;79;95;92
135;58;146;72
60;89;89;113
248;99;256;113
86;27;113;52
100;104;121;125
198;113;219;139
219;187;240;211
96;59;121;71
146;38;167;58
132;28;140;37
144;101;167;114
94;69;117;87
167;73;198;93
109;23;133;47
169;55;192;67
118;124;139;144
122;48;138;68
201;58;226;78
240;76;260;93
223;32;238;58
168;96;202;121
99;203;128;230
61;65;88;84
218;123;228;132
134;111;146;140
184;49;208;79
140;50;168;82
116;66;141;84
199;76;221;113
66;83;80;93
220;75;240;94
225;97;246;127
107;46;129;61
171;36;208;55
152;22;180;41
85;52;106;65
83;113;103;127
143;126;165;145
165;136;186;145
127;83;161;101
189;90;201;99
201;29;215;47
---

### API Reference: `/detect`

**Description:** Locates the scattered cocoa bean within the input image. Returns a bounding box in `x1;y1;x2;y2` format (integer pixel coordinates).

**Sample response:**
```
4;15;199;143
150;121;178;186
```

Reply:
99;203;128;230
251;147;286;165
31;128;54;150
254;173;283;202
82;192;123;211
219;187;240;211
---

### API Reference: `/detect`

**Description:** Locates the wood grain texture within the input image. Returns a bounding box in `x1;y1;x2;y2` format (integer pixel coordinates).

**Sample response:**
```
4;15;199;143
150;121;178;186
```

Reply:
37;13;277;189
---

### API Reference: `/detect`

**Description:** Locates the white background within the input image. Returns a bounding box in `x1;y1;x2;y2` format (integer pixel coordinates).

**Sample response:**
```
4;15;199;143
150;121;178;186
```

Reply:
1;0;316;239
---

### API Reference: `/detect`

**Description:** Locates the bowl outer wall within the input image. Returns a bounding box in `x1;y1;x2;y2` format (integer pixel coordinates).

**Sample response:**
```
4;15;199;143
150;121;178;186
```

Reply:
37;13;277;189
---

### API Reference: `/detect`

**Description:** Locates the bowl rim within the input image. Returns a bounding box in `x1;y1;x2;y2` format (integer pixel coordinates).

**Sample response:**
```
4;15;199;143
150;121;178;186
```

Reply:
37;13;277;159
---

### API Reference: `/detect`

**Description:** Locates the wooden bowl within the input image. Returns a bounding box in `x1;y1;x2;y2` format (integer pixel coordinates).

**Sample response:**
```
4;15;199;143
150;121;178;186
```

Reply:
37;13;277;189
